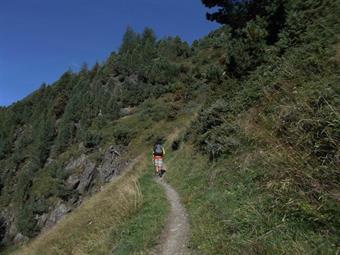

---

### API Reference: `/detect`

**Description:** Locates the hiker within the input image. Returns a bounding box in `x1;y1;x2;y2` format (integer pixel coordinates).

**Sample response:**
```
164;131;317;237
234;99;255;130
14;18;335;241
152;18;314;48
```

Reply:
153;141;166;177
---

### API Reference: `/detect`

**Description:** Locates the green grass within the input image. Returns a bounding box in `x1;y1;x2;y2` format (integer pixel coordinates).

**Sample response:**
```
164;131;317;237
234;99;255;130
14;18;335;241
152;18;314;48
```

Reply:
165;143;339;255
110;170;168;254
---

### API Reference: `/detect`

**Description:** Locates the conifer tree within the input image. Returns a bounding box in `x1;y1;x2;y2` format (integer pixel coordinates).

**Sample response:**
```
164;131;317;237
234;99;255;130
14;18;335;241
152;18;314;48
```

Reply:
119;26;139;55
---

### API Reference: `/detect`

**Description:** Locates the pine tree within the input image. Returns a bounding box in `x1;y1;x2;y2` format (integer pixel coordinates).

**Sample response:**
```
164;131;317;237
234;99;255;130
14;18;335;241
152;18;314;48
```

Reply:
119;26;139;55
202;0;286;44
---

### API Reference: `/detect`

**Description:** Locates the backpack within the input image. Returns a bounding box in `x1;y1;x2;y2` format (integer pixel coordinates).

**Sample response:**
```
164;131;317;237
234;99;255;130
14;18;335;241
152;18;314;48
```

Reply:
153;144;163;156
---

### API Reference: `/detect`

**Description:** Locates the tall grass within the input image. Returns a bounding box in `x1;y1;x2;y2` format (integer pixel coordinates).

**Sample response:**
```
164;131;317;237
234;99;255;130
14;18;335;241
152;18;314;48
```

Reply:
109;171;168;254
166;142;339;254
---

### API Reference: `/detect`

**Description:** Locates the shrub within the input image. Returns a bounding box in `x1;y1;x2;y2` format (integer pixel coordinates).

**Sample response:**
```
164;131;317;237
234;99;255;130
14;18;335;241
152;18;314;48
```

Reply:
83;131;102;148
139;100;170;122
171;134;183;151
17;199;47;237
47;162;66;180
198;123;240;160
167;104;180;121
113;125;137;146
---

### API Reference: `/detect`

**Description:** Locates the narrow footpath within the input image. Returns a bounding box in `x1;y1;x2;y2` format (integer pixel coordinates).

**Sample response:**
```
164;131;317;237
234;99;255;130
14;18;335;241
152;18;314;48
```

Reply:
151;177;190;255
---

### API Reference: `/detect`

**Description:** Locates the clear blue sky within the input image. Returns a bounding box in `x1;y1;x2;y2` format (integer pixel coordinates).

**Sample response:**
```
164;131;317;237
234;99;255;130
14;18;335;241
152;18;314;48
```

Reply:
0;0;219;106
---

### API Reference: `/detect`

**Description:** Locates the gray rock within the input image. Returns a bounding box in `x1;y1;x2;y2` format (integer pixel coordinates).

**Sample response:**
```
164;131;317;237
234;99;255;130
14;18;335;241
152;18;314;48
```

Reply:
74;122;81;129
68;195;81;206
45;157;54;166
66;174;80;190
64;154;97;194
44;202;71;229
120;107;135;117
7;219;17;241
77;161;96;194
13;233;28;244
98;145;121;183
37;213;48;229
65;154;86;172
0;209;17;246
78;142;85;151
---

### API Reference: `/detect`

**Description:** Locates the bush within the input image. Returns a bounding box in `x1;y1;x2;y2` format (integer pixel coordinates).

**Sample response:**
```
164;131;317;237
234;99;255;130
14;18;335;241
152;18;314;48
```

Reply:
144;58;179;84
83;131;102;148
198;123;240;160
167;104;180;121
171;135;183;151
139;100;170;122
113;125;137;146
206;65;223;83
49;162;69;181
17;199;47;237
191;99;245;160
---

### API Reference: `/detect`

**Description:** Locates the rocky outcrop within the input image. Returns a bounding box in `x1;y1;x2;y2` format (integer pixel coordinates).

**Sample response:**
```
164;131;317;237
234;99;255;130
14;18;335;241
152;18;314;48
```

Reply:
37;145;125;232
66;174;80;190
37;213;48;229
77;161;96;194
0;144;127;249
65;154;87;172
64;154;96;194
43;202;71;230
0;208;20;248
13;233;28;244
120;107;136;117
98;145;123;183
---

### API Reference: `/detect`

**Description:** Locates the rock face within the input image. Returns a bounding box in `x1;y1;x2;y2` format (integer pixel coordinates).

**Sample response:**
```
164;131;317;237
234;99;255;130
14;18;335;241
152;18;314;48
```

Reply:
65;154;87;172
0;209;15;248
37;214;48;229
77;161;96;194
0;144;126;249
98;145;123;183
66;174;80;190
64;154;96;194
13;233;28;244
44;202;71;230
37;146;124;232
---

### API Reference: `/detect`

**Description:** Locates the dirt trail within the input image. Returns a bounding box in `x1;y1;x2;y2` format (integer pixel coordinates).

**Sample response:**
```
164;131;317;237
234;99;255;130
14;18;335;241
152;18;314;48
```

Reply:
151;177;190;255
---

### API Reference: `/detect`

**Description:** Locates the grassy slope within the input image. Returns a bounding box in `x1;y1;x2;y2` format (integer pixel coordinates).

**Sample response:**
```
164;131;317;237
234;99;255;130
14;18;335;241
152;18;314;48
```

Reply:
160;19;340;254
110;171;168;254
166;90;339;255
9;93;198;255
166;142;338;255
164;77;339;255
11;156;165;255
5;14;338;254
10;83;338;255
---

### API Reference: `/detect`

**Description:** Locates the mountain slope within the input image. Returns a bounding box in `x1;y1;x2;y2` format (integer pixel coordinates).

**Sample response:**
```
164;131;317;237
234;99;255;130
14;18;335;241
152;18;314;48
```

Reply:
9;107;194;255
0;27;196;249
0;0;339;254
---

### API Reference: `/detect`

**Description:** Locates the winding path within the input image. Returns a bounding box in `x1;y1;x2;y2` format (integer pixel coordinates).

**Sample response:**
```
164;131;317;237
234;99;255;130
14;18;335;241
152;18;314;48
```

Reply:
151;178;190;255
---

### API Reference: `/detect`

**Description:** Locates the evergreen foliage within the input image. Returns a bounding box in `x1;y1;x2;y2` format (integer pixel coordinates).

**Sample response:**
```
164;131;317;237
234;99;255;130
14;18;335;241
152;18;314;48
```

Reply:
0;0;339;252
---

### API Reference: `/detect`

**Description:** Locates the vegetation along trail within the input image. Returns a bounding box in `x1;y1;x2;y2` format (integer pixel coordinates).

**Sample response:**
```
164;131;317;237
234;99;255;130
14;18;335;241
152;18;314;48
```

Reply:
151;177;190;255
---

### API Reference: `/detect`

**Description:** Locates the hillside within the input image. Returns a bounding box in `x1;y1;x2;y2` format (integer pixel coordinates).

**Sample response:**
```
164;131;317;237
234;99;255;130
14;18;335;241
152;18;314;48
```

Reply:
1;0;340;254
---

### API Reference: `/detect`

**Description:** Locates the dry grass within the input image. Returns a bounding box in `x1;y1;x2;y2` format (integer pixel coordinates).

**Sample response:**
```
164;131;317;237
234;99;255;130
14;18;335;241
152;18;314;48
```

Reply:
13;156;146;255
